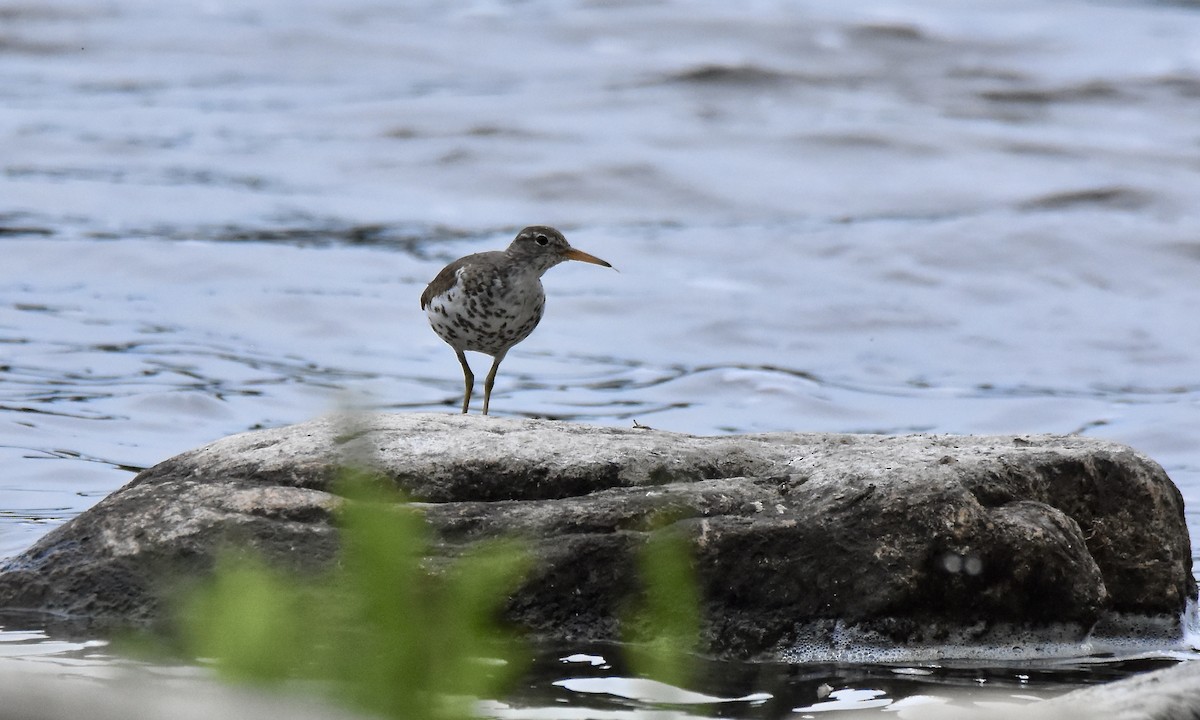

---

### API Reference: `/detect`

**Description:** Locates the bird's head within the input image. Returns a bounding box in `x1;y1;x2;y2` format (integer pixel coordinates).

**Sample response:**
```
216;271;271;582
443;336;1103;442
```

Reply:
506;226;613;274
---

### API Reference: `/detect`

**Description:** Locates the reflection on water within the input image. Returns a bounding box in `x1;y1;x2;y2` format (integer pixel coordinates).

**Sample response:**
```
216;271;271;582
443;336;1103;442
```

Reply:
0;635;1178;720
490;644;1186;719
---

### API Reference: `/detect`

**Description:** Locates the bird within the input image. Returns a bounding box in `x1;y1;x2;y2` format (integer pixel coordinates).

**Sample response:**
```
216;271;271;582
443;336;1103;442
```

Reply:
420;226;613;415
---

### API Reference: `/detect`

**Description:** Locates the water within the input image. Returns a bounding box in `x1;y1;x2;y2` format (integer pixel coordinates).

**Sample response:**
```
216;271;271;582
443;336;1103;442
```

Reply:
2;0;1200;713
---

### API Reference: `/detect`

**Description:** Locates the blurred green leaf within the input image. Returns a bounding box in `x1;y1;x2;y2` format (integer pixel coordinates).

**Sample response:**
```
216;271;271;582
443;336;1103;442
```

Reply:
624;520;702;690
173;466;709;720
174;467;529;720
181;552;311;683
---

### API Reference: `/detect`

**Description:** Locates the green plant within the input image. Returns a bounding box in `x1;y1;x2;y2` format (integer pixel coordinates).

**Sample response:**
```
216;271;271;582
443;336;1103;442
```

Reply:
179;470;528;720
176;473;705;719
624;519;702;690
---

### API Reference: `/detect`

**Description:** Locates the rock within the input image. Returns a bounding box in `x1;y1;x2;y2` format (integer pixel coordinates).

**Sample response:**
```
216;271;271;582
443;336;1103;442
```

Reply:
1027;659;1200;720
0;414;1193;657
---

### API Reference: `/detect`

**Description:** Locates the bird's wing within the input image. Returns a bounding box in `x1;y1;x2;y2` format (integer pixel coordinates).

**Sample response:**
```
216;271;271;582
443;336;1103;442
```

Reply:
419;251;509;309
420;260;463;309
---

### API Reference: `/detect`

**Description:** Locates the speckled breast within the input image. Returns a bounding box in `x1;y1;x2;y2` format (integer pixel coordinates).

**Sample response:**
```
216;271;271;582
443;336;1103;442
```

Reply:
424;266;546;357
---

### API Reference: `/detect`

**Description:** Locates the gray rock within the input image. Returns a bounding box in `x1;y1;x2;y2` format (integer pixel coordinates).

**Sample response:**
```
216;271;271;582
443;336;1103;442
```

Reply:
1029;659;1200;720
0;414;1193;657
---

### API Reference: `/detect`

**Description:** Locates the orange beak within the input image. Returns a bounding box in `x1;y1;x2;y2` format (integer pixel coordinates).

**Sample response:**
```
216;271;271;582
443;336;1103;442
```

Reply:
562;247;613;268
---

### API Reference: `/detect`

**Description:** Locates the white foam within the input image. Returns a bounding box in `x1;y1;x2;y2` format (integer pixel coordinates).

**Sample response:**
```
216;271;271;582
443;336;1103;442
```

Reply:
1182;598;1200;650
780;610;1200;664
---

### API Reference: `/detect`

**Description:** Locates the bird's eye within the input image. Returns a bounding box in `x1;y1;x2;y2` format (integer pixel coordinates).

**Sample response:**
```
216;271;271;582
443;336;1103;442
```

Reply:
534;234;549;246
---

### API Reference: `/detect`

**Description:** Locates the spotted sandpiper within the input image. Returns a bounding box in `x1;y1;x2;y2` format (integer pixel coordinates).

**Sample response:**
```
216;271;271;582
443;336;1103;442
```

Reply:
420;226;613;415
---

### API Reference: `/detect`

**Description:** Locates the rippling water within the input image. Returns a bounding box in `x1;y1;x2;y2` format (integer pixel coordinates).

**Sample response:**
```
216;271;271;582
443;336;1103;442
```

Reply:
2;0;1199;712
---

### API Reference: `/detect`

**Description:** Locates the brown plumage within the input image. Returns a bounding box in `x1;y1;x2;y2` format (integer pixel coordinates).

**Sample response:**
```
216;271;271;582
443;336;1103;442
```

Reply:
420;226;612;414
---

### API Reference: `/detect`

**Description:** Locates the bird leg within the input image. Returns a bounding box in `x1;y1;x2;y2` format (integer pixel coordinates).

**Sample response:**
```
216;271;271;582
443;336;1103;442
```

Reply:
482;351;507;416
455;349;474;414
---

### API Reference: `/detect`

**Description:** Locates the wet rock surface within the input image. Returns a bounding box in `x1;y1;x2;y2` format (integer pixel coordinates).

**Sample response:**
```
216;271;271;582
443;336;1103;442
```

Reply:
0;414;1193;657
1031;658;1200;720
